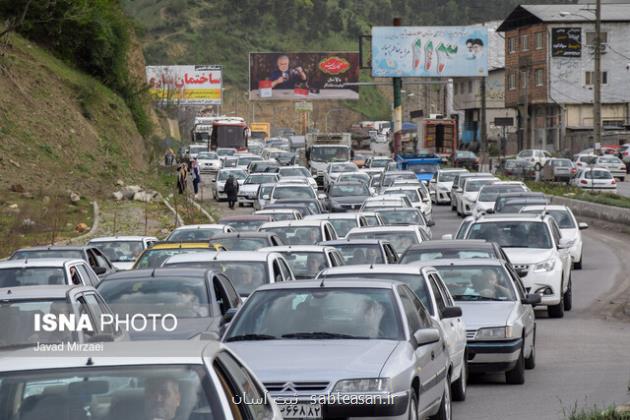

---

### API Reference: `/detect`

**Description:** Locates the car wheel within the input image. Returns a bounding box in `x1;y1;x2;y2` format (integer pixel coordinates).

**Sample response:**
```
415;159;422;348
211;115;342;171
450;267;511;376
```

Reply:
430;373;451;420
547;289;565;318
505;346;525;385
408;388;419;420
525;328;536;370
564;277;573;311
451;358;467;402
574;253;583;270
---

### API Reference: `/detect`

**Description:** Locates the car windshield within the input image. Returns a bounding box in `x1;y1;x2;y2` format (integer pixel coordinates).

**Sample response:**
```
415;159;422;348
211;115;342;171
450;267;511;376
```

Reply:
363;215;381;226
219;220;265;232
169;261;268;297
209;237;270;251
238;156;261;165
225;288;403;341
90;241;144;262
382;173;416;186
251;163;279;173
189;145;206;154
217;170;247;181
338;173;369;183
504;160;519;169
246;174;277;184
551;159;572;167
518;150;533;158
578;156;597;164
435;265;517;301
259;185;274;198
217;148;236;156
331;244;384;265
260;226;321;245
0;299;75;347
330;184;369;197
522;209;575;229
467;221;552;249
585;170;613;179
465;179;495;192
406;163;438;174
331;164;357;173
167;228;222;241
134;248;209;269
370;159;390;168
97;278;210;318
279;167;310;177
401;248;493;263
0;366;221;419
311;146;350;162
478;186;526;202
456;151;476;158
598;157;621;164
0;267;67;287
280;252;328;280
197;152;218;159
438;171;462;182
384;189;419;202
377;210;425;226
262;212;296;221
327;219;358;237
11;250;83;260
272;186;315;200
347;231;418;255
323;273;433;315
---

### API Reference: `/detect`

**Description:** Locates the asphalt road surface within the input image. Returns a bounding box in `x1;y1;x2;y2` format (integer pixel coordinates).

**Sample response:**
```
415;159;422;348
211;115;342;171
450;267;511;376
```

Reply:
203;177;630;419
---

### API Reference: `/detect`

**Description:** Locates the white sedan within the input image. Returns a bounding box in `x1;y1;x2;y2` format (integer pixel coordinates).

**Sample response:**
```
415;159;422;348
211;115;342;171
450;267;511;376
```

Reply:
571;167;617;192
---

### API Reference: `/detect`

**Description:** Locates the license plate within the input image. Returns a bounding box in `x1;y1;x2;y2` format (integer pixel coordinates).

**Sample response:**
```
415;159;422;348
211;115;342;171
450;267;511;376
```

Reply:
279;403;322;419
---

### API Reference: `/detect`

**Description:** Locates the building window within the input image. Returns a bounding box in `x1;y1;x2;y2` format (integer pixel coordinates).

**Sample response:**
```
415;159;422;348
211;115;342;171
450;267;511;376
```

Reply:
535;69;544;86
535;32;543;49
520;70;528;89
521;34;529;51
585;71;608;85
508;73;516;90
586;32;608;46
468;80;473;93
454;82;458;95
508;37;517;53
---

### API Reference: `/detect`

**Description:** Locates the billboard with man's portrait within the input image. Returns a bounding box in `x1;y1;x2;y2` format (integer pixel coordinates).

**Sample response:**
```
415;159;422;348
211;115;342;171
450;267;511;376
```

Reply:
371;26;488;77
249;52;360;101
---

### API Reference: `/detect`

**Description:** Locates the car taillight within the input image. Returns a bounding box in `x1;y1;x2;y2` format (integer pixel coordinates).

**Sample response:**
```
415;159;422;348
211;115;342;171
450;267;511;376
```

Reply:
570;168;577;174
580;179;588;185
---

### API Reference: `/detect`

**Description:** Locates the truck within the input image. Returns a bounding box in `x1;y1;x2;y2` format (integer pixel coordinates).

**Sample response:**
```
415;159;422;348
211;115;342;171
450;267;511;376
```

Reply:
249;122;271;141
421;117;458;162
209;119;249;151
395;152;442;184
305;132;352;187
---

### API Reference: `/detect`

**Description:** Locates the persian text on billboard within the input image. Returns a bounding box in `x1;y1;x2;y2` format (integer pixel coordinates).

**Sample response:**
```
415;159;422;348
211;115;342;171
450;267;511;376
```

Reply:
249;52;359;101
371;26;488;77
146;65;222;105
551;28;581;57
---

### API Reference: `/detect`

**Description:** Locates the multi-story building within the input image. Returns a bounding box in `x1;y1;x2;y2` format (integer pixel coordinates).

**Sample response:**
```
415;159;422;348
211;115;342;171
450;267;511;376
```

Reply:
498;4;630;152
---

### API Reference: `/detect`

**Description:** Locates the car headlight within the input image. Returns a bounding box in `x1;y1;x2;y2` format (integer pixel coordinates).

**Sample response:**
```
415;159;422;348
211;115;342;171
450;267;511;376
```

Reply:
333;378;391;393
475;326;513;340
533;257;556;272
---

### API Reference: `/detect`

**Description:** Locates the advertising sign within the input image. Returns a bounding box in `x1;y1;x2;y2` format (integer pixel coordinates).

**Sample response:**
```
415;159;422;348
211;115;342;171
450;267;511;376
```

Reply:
371;26;488;77
551;28;582;57
146;65;222;105
249;52;359;101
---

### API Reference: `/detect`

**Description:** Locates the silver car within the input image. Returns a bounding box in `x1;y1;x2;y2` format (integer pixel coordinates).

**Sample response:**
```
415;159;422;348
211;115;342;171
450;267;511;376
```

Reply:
411;258;540;385
224;279;452;420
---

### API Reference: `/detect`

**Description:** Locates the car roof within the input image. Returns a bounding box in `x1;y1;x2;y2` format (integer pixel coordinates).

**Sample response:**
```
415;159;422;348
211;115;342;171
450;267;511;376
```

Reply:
520;205;569;212
304;213;359;220
88;236;157;242
255;209;298;214
256;278;399;291
321;264;422;276
405;240;491;251
376;207;420;212
14;246;88;252
0;285;95;300
217;215;272;222
439;168;468;172
474;214;549;222
384;185;420;191
497;192;545;198
0;259;83;268
210;232;276;240
165;251;277;264
260;220;327;228
259;245;333;253
171;224;229;231
146;242;213;250
102;268;213;281
408;258;504;268
320;239;389;246
273;183;312;188
348;226;419;234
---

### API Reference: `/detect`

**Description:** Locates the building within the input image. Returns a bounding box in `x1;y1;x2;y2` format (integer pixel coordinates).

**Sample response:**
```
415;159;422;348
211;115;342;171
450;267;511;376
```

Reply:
498;4;630;153
452;22;517;153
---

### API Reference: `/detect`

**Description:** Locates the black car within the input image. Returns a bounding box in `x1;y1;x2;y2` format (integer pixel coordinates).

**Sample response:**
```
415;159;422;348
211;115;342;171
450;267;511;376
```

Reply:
325;181;371;212
10;246;116;277
209;232;284;251
400;239;511;264
451;150;479;170
97;268;241;340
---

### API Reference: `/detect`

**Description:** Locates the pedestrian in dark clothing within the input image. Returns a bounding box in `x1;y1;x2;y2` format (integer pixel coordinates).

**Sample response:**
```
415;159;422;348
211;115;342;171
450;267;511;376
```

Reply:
177;164;188;194
191;158;201;198
224;175;239;209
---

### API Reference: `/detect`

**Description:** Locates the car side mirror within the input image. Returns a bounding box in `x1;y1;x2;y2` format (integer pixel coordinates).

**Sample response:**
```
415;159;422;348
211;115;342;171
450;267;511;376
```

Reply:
93;267;107;275
522;293;541;305
199;331;221;340
557;238;574;249
578;222;589;230
441;306;462;319
413;328;440;347
427;220;436;227
222;307;238;324
318;193;327;201
441;234;453;240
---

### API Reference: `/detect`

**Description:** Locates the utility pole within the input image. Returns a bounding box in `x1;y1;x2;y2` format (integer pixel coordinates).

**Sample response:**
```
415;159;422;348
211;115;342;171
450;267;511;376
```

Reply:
594;0;602;146
392;17;403;156
480;76;487;166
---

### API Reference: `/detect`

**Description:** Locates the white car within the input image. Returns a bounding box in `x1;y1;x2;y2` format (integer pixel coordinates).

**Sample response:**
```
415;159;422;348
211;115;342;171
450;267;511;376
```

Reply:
336;171;371;185
304;213;369;238
317;263;468;400
520;205;589;269
259;245;345;279
238;173;280;206
0;258;100;288
188;143;207;159
457;177;498;217
383;185;433;221
594;155;626;180
254;208;303;221
87;236;158;270
259;220;338;245
236;154;262;170
213;168;247;201
346;225;428;257
360;194;413;211
450;172;493;212
165;224;234;241
516;148;552;171
574;154;597;171
364;156;393;169
473;182;528;217
571;167;617;192
196;151;222;174
323;162;359;189
430;168;469;204
277;165;317;189
269;183;317;205
463;214;573;318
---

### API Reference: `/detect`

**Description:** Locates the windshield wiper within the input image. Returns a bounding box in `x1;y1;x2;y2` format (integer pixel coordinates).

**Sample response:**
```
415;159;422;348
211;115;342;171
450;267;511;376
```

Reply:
453;295;506;301
281;331;368;340
225;334;277;342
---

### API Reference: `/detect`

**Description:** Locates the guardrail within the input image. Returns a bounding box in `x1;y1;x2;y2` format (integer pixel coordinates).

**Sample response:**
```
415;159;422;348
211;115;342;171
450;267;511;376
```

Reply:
548;195;630;233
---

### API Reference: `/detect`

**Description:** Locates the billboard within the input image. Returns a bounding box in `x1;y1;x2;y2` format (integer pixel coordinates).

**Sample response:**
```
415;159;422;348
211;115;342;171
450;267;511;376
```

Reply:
371;26;488;77
146;65;222;105
249;52;359;101
551;28;581;57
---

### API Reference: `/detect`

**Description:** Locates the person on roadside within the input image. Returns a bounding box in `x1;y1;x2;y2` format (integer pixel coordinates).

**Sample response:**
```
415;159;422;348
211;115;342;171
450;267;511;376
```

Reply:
224;175;239;209
177;164;188;194
191;158;201;199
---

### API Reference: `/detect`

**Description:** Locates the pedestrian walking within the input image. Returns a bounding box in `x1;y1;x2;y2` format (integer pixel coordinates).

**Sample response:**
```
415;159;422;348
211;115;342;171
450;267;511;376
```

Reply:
191;158;201;199
224;175;239;209
177;164;188;194
165;148;175;166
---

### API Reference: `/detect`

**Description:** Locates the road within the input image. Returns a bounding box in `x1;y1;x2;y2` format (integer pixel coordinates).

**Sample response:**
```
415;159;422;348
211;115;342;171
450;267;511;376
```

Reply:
202;176;630;419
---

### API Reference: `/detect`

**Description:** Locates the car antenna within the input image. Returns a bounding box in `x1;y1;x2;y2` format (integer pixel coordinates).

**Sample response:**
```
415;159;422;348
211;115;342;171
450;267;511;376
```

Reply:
151;268;156;277
86;357;94;366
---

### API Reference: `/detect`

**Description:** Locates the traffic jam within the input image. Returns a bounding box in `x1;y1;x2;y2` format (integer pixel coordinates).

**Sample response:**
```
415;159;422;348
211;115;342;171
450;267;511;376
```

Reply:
0;115;600;420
